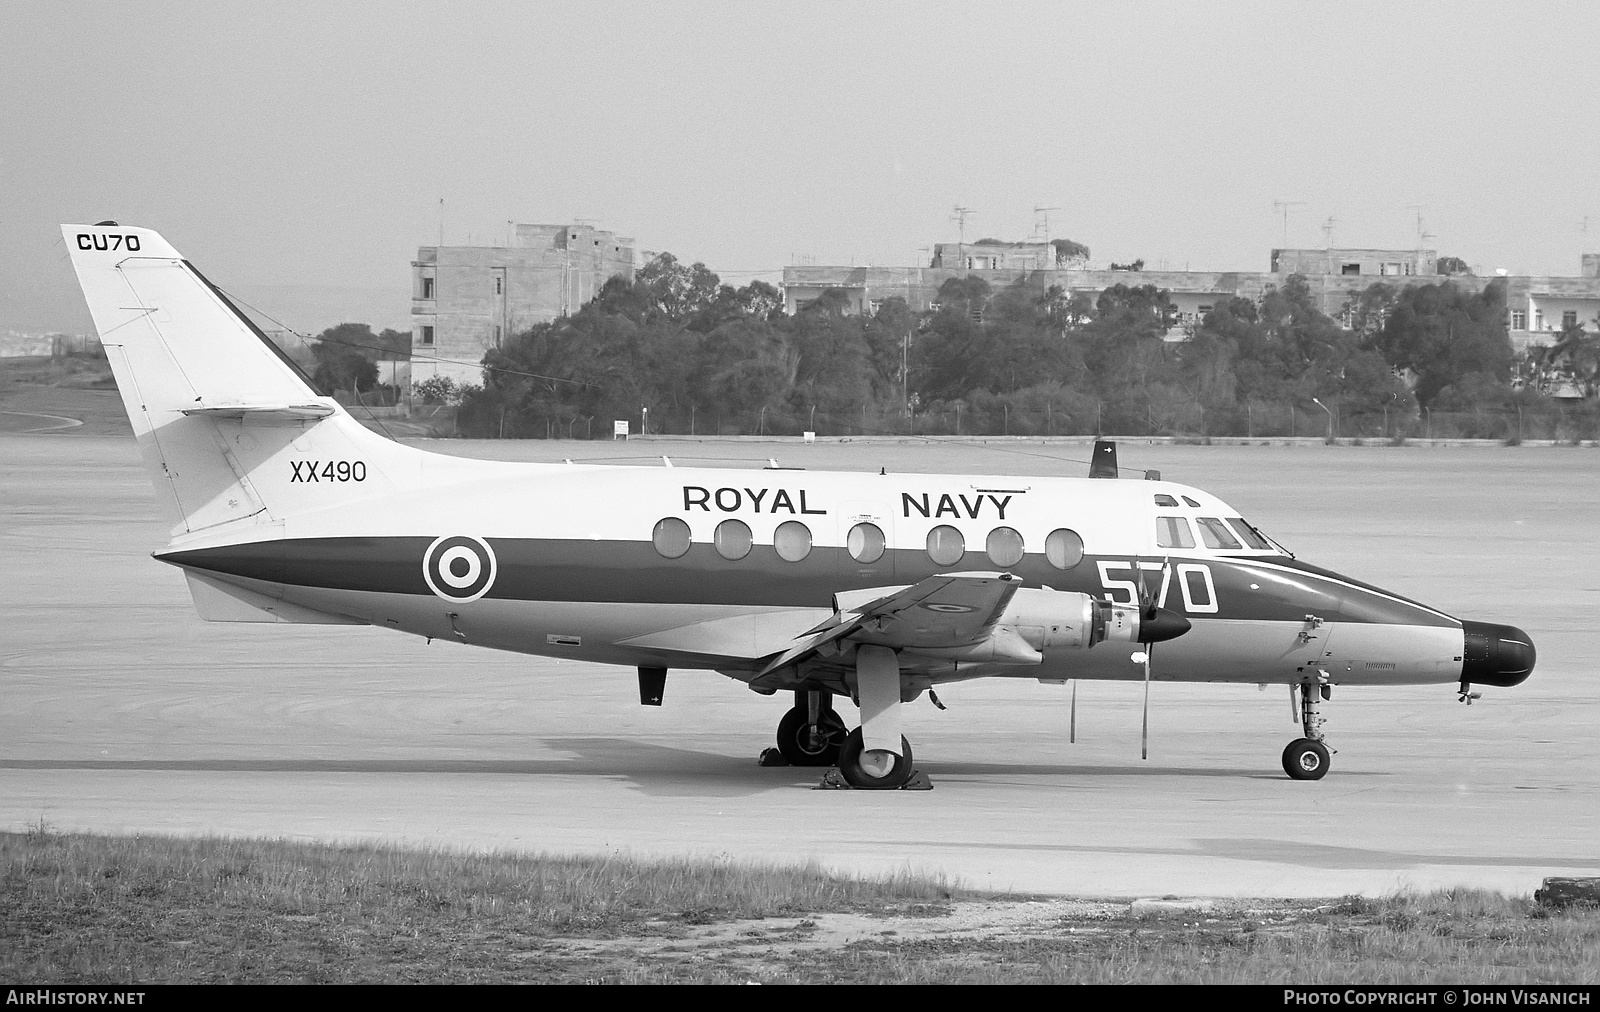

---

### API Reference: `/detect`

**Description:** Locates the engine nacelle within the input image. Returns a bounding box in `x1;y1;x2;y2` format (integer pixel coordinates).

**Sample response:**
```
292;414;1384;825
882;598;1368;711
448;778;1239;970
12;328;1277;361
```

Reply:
998;587;1142;652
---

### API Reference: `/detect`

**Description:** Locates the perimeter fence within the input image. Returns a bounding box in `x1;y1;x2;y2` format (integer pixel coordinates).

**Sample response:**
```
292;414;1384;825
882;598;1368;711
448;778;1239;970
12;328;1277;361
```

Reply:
457;397;1600;443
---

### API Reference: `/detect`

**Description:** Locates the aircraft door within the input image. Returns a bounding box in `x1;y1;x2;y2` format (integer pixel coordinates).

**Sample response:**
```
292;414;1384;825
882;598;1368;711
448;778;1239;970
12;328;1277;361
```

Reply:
837;500;896;586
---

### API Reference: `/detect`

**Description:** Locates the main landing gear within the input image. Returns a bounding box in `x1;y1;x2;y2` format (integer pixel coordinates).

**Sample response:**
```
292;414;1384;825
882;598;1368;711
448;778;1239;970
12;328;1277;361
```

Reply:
1282;676;1333;781
775;689;847;766
770;645;923;790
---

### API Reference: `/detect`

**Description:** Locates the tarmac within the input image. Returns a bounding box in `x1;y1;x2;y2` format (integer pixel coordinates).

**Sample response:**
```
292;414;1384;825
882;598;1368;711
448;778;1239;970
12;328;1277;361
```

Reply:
1;432;1596;897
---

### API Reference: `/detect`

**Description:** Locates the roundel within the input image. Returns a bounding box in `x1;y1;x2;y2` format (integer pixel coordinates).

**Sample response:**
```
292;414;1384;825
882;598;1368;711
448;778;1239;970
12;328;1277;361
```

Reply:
422;535;498;603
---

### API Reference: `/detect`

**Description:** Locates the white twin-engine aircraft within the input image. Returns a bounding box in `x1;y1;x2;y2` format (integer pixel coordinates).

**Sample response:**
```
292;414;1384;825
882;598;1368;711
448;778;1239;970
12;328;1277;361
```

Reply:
64;224;1536;789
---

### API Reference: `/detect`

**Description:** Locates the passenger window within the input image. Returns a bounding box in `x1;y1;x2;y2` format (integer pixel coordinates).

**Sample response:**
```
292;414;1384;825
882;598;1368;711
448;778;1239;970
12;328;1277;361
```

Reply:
714;519;752;560
1196;517;1242;550
773;520;812;562
986;527;1024;568
1154;494;1179;507
1044;528;1084;570
652;517;691;559
847;522;885;564
1225;517;1273;551
1155;516;1195;549
926;525;964;566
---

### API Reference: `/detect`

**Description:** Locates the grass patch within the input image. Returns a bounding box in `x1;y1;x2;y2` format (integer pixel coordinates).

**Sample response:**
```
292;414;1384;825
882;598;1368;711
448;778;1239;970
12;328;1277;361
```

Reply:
2;828;954;983
5;829;1597;983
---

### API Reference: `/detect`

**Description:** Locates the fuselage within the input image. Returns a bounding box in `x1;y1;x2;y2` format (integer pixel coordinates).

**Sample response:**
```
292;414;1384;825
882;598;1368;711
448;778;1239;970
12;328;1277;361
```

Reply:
156;459;1534;692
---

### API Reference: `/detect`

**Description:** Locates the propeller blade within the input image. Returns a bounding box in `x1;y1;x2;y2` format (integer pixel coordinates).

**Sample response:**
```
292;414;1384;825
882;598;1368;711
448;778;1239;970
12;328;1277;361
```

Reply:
1140;649;1152;760
1069;679;1077;743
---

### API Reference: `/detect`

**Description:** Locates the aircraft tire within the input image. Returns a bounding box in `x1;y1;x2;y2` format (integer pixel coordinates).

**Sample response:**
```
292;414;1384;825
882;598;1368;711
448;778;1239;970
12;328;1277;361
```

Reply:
837;727;914;789
1282;738;1330;780
776;706;846;766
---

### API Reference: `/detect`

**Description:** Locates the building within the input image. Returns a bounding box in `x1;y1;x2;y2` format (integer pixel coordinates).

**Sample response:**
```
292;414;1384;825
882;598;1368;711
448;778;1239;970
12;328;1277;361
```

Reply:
412;223;635;385
782;245;1600;351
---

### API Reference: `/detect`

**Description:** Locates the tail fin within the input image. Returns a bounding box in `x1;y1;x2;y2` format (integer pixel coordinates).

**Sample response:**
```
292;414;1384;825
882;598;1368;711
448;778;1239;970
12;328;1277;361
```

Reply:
63;223;412;538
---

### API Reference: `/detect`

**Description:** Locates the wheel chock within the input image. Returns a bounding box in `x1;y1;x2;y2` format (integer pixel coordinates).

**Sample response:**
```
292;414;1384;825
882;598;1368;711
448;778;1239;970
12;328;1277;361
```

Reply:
813;768;934;790
758;747;790;767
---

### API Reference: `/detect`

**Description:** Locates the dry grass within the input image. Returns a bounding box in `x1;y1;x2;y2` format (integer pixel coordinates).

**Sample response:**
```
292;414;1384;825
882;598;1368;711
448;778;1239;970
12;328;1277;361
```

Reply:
1;825;954;983
4;826;1596;984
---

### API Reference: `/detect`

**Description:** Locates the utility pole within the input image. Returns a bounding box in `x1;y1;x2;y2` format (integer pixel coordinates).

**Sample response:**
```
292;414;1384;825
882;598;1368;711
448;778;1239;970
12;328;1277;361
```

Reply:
902;331;910;418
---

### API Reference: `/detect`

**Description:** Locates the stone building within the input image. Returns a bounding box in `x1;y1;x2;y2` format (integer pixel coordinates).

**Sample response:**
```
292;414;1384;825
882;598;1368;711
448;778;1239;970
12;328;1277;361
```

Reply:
412;223;635;385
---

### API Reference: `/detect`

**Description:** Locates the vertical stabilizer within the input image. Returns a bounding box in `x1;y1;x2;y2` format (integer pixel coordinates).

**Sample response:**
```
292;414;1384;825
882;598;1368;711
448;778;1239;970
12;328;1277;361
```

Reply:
61;223;413;538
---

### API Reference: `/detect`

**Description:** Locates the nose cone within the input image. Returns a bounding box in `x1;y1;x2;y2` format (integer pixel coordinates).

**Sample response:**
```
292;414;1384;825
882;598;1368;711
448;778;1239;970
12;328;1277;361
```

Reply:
1139;606;1192;644
1461;621;1536;687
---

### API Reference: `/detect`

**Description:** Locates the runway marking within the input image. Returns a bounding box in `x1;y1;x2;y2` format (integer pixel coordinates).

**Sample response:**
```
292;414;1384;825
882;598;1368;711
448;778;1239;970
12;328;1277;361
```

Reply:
0;410;85;433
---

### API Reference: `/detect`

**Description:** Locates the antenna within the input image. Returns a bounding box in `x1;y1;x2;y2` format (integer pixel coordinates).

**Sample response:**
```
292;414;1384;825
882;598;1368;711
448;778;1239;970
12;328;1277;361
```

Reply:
951;205;974;272
951;205;974;245
1322;215;1338;249
1033;205;1062;244
1272;200;1308;246
1405;205;1426;247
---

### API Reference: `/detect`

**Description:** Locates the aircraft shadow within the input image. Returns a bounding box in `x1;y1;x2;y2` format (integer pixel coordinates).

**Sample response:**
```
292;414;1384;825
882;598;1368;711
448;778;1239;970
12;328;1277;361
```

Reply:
0;739;817;800
2;743;1384;797
919;761;1384;780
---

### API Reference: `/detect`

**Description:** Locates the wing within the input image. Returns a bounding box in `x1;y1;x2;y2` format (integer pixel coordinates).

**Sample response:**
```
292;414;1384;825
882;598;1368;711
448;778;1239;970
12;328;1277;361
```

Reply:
750;572;1022;689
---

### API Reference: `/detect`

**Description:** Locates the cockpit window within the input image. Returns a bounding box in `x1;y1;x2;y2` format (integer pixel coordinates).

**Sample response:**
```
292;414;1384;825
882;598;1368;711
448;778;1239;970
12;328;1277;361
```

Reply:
1153;494;1179;507
1181;496;1201;507
1225;517;1274;551
1155;516;1195;549
1196;517;1243;550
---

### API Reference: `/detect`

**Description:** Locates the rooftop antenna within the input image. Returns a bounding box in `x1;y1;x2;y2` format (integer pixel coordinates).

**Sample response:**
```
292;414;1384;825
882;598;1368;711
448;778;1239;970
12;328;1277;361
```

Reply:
1406;205;1425;247
1272;199;1307;246
1322;215;1338;249
951;205;974;271
1033;205;1062;244
951;205;974;243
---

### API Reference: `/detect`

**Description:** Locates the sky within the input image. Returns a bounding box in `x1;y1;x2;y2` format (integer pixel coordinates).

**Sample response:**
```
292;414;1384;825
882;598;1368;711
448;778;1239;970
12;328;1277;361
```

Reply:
4;0;1598;335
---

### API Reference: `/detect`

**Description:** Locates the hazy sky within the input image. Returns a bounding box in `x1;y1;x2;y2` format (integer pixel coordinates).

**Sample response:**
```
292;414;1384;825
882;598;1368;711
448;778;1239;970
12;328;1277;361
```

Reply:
5;0;1598;334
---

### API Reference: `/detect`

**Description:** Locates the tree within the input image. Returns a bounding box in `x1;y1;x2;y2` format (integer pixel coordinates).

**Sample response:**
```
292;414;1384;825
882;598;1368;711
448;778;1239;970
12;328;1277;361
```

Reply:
1437;256;1472;276
635;253;721;324
310;323;381;395
1051;238;1090;266
1370;281;1513;407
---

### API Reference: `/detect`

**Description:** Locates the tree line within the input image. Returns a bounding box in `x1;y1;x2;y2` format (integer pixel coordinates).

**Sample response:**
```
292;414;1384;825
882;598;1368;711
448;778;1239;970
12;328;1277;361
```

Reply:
311;252;1600;440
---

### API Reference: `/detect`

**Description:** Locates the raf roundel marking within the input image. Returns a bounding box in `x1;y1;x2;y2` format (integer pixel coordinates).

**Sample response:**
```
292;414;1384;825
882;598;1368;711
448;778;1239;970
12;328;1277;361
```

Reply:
423;535;498;603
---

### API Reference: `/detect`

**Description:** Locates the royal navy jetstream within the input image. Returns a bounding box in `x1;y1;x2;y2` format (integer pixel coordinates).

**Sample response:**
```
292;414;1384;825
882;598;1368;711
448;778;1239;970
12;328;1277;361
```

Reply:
62;223;1536;788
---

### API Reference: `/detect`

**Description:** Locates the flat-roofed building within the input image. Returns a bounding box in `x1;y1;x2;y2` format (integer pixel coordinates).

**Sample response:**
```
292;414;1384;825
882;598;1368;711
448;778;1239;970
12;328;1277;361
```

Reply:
782;246;1600;352
412;223;635;385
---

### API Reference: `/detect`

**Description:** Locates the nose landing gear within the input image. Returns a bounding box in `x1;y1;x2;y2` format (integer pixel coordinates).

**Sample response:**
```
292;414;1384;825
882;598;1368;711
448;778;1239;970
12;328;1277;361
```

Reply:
1282;676;1333;781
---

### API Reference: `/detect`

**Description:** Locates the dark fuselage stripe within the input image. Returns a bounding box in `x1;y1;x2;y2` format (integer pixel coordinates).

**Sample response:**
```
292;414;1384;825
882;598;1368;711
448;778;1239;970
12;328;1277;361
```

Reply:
159;537;1459;628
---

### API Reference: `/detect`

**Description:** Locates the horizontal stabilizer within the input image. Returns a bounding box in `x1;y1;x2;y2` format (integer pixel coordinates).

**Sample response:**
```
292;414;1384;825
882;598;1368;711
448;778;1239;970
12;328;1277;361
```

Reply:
181;402;337;421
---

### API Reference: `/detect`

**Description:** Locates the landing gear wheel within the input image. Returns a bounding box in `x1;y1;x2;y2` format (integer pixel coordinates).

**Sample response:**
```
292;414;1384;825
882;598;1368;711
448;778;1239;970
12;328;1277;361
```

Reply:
837;727;914;789
1282;737;1330;780
776;706;846;766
